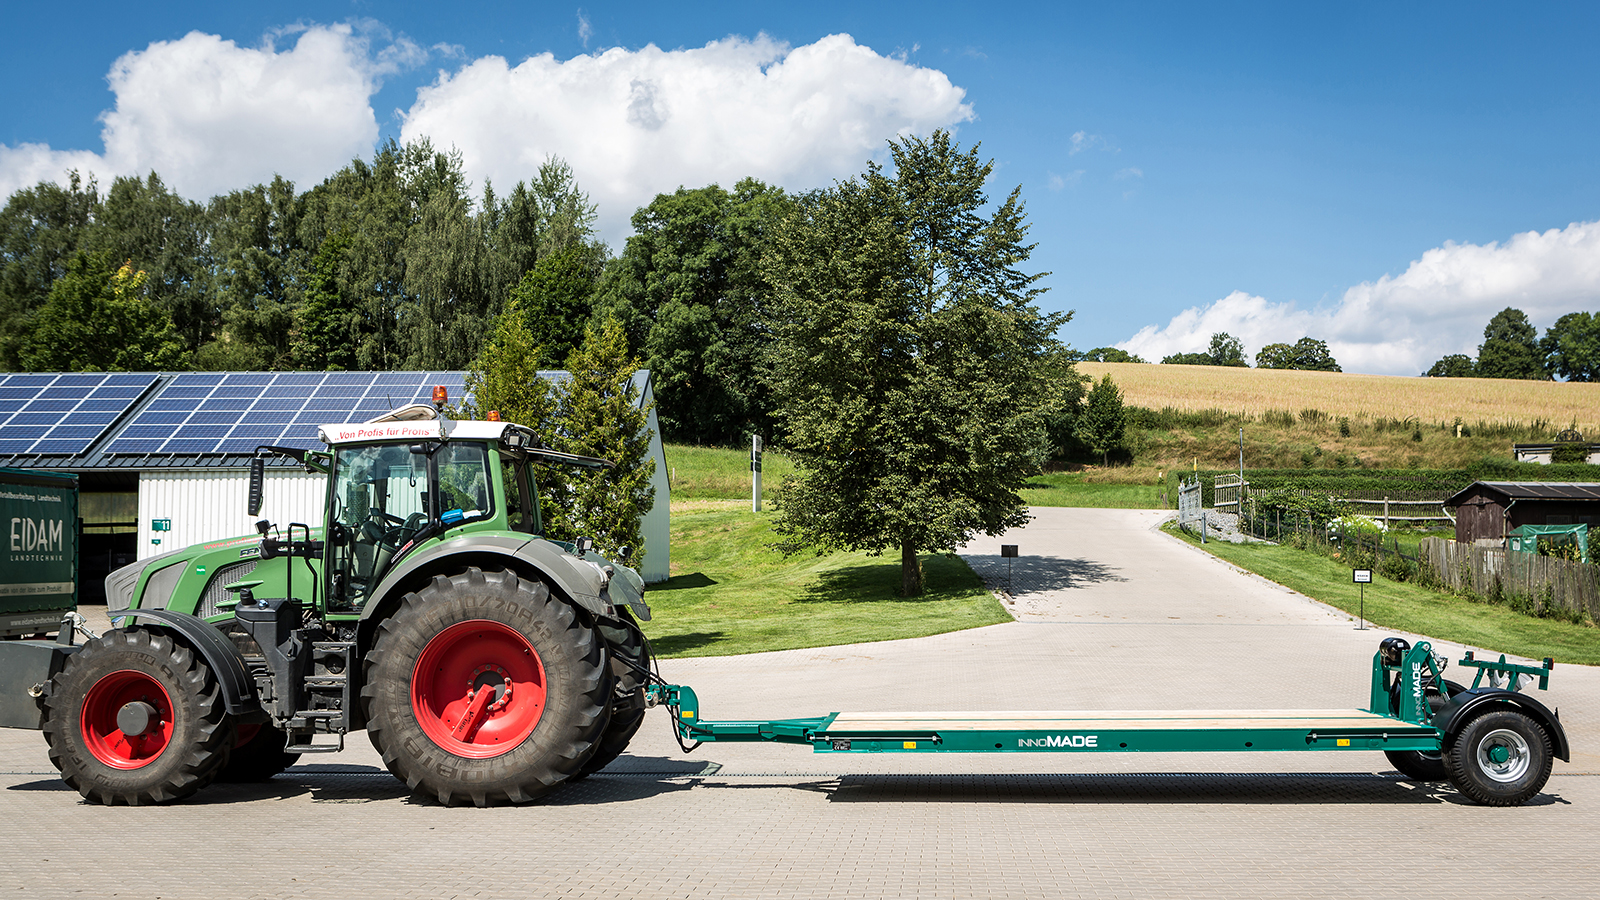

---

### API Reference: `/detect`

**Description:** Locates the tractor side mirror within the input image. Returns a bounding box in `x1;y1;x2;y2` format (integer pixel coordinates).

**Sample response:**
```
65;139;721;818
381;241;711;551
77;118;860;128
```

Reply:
248;456;265;517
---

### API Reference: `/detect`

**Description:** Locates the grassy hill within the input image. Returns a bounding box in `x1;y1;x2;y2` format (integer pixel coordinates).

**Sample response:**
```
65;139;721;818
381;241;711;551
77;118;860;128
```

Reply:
1078;361;1600;471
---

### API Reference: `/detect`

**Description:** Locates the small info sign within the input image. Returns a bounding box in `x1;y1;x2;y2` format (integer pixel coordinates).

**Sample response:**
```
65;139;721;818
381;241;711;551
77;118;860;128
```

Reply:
1352;569;1372;584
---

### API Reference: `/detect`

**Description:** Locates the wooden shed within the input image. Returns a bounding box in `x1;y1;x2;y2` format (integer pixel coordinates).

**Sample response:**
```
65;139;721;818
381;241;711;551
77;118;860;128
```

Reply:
1444;481;1600;545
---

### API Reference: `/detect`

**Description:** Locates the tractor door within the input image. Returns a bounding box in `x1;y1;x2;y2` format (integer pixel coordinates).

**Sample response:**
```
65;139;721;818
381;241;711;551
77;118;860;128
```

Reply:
326;444;431;611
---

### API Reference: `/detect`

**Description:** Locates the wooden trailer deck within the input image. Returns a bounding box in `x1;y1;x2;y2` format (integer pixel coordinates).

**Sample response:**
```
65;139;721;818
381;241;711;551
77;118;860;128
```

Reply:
806;709;1440;754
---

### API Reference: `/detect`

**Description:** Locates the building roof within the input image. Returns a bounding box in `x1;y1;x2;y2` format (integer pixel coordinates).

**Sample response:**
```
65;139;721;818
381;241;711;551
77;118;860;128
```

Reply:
1445;481;1600;507
0;369;652;473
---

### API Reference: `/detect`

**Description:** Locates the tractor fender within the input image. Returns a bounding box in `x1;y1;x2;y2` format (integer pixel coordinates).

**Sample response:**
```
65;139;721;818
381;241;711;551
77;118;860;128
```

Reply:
1436;688;1570;762
359;534;615;627
110;608;262;718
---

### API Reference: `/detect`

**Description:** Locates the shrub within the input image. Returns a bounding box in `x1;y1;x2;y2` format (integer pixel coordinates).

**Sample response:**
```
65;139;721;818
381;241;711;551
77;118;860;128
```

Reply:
1378;550;1412;582
1551;441;1591;464
1338;417;1351;437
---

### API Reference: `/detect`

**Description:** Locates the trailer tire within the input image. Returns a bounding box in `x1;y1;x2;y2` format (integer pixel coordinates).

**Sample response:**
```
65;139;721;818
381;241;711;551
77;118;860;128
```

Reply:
1443;708;1553;806
217;723;299;782
1384;679;1465;781
42;627;232;805
362;568;608;806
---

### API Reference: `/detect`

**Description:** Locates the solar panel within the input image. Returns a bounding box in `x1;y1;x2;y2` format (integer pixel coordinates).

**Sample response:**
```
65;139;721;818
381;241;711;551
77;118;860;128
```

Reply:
103;371;477;456
0;372;159;455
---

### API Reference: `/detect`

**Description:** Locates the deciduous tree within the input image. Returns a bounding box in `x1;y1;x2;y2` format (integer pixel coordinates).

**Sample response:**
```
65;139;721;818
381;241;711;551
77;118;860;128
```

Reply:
19;251;187;371
1541;312;1600;382
766;131;1068;596
1476;307;1546;379
1423;353;1476;377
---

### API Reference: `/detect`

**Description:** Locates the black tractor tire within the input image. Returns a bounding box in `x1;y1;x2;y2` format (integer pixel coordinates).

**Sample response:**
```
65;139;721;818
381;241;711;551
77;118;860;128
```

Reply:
362;568;609;806
216;724;300;782
1385;679;1466;781
573;611;651;779
575;697;647;779
42;627;232;806
1444;708;1553;806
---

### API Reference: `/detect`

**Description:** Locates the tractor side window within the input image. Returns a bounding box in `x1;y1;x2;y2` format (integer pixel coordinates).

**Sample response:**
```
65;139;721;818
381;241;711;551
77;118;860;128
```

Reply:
498;458;542;535
437;443;493;522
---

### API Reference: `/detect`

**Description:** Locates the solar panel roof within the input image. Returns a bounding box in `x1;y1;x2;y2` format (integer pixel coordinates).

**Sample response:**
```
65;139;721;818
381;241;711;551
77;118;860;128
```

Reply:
0;372;158;455
104;371;468;455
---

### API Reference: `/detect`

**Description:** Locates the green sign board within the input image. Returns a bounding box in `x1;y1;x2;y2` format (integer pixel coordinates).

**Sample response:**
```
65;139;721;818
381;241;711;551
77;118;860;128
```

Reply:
0;470;78;620
152;518;172;532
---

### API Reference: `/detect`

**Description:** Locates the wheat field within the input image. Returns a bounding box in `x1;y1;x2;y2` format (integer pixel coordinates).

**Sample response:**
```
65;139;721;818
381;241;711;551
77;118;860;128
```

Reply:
1077;362;1600;433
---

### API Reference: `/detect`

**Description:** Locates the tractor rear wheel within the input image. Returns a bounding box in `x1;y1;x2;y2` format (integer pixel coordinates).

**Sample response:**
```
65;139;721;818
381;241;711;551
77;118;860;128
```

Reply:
42;628;232;805
362;568;608;806
1444;708;1553;806
217;723;299;782
573;611;651;779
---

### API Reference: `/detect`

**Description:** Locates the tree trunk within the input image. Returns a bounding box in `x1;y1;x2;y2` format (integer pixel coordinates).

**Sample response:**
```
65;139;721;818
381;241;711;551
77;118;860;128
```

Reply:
900;541;924;596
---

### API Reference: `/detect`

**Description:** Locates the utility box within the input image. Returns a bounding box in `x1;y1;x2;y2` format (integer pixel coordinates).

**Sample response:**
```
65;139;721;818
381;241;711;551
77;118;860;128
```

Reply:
0;468;78;637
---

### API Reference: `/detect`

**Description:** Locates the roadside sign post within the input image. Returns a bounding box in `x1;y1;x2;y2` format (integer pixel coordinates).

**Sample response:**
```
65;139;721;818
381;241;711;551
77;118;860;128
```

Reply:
1353;568;1372;630
1001;544;1018;592
751;435;764;512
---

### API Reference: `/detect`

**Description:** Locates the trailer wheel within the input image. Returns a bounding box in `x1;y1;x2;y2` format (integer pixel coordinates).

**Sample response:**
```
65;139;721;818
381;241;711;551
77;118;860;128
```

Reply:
216;723;299;782
42;628;232;805
1384;679;1465;781
1444;708;1553;806
362;568;608;806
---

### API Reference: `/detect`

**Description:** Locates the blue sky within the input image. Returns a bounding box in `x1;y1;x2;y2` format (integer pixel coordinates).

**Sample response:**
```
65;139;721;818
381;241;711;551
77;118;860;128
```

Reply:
4;2;1598;375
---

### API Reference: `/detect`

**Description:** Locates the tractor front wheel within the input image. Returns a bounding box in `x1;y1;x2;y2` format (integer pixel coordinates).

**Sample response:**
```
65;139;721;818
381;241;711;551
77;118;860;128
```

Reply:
362;568;608;806
42;628;232;805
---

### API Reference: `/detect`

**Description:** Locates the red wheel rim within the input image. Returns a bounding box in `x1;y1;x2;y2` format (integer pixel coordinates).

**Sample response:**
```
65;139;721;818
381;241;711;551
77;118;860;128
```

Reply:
80;670;174;769
412;619;546;759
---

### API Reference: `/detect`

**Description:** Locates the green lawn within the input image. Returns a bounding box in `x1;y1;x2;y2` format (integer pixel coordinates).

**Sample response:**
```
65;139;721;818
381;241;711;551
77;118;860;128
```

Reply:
1167;524;1600;666
643;503;1010;658
663;444;794;501
1022;472;1162;508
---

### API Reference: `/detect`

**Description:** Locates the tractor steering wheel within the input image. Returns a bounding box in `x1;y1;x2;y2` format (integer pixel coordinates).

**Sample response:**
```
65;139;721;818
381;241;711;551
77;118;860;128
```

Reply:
360;511;409;551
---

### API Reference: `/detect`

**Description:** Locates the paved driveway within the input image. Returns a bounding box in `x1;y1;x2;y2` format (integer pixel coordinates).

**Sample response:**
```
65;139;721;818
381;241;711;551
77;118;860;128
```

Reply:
1;507;1593;899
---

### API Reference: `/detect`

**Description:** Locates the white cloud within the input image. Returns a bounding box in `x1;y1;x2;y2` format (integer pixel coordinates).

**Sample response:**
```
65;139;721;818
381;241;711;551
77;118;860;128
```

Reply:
1047;169;1083;191
1114;167;1142;179
1120;220;1600;375
399;33;974;243
0;23;412;201
1069;131;1114;155
4;27;970;244
577;11;593;48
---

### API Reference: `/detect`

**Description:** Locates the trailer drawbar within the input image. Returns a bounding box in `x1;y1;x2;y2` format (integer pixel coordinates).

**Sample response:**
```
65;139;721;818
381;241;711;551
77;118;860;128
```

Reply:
644;638;1568;806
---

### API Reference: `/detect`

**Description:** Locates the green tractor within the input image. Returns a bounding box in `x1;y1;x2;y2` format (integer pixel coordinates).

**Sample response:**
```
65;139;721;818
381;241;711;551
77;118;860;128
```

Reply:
32;402;653;806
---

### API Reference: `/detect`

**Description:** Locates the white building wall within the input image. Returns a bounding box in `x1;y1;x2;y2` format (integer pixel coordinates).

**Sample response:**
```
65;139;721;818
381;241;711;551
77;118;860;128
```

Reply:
638;379;671;584
137;469;326;560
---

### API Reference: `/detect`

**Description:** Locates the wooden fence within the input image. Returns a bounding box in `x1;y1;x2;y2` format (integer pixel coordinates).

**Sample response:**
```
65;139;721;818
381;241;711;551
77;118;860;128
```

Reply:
1420;537;1600;619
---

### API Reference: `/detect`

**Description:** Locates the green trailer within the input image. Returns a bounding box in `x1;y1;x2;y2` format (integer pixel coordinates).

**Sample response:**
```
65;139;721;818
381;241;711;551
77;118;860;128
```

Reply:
647;639;1569;806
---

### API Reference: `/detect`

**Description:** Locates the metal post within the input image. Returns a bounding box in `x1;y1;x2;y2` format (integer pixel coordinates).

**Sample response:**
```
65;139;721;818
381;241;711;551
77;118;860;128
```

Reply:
751;435;763;512
1383;496;1389;531
1201;511;1208;544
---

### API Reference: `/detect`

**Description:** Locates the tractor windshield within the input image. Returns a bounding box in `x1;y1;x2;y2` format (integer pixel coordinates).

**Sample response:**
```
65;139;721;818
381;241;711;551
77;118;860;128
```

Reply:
326;441;494;610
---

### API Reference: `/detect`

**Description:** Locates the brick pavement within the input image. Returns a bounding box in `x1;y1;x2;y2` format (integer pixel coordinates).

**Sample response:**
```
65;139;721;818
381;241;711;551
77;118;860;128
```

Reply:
1;507;1593;898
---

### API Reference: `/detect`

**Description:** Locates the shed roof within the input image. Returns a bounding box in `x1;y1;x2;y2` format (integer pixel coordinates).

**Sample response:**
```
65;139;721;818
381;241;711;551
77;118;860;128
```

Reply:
1445;481;1600;507
0;369;652;473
